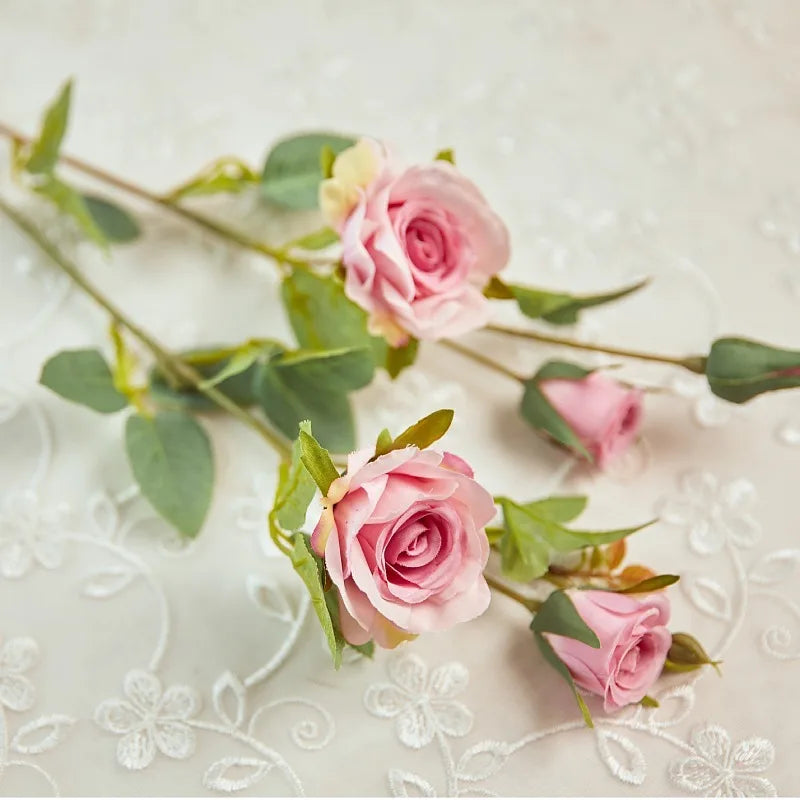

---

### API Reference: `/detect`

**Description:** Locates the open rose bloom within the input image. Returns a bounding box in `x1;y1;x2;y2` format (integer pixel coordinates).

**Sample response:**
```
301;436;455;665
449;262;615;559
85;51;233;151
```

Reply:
319;139;510;345
311;446;494;648
545;590;672;712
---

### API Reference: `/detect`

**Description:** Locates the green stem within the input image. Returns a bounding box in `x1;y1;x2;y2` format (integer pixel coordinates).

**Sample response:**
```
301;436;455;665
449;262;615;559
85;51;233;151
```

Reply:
484;573;541;612
486;323;707;374
440;339;524;382
0;195;292;459
0;121;310;273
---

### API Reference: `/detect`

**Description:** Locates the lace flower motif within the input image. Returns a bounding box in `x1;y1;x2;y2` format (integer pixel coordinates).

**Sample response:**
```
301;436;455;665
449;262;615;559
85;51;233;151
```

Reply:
657;471;760;555
364;653;473;748
94;670;200;770
0;491;67;579
0;635;39;711
670;724;776;797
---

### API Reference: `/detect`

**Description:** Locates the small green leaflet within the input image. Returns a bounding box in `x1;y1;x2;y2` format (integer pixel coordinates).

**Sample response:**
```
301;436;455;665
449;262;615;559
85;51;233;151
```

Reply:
25;79;72;175
199;340;274;390
298;429;339;495
40;349;129;413
124;411;214;538
373;409;454;459
35;177;108;248
534;361;594;382
494;277;649;326
434;148;455;164
261;132;356;210
285;227;339;251
271;420;317;533
530;591;601;727
82;196;141;243
374;428;393;455
166;157;258;201
640;695;659;708
615;574;679;594
290;534;343;668
496;497;652;583
148;346;264;411
385;338;419;379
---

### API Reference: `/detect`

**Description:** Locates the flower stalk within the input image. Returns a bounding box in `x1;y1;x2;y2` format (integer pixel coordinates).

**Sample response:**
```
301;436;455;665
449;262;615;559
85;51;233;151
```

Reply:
0;194;292;459
0;120;309;273
486;323;708;375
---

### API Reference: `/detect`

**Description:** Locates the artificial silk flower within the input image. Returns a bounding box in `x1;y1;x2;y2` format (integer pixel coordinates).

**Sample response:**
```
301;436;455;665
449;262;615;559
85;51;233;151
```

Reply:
539;371;644;468
310;445;494;649
319;138;510;346
545;590;671;712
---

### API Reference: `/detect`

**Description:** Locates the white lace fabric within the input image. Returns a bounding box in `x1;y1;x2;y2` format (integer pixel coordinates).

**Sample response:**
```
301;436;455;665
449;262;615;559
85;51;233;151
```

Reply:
1;0;799;795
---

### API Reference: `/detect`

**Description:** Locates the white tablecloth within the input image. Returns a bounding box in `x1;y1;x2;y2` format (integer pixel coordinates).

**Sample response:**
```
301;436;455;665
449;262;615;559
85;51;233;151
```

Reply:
1;0;798;795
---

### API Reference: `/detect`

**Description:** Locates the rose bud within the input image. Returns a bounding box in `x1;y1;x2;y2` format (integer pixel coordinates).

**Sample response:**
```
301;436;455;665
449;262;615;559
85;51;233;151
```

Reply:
706;336;800;403
319;138;510;346
532;366;644;467
310;446;494;649
544;590;671;712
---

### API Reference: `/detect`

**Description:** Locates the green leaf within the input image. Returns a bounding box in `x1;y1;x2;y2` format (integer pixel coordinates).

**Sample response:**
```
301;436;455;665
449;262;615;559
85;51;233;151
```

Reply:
522;495;588;524
349;640;375;658
533;632;593;727
287;227;339;251
35;177;107;247
385;338;419;379
498;498;650;582
148;345;269;411
255;347;372;452
40;349;129;413
484;275;515;299
507;279;649;326
640;695;659;708
282;270;387;374
199;340;273;390
385;409;454;454
272;420;317;532
615;574;679;594
374;428;393;456
706;337;800;404
124;411;214;537
83;195;141;243
531;589;600;647
289;534;342;668
434;148;455;164
533;360;594;382
26;79;72;174
274;347;374;393
166;157;258;201
520;379;591;460
298;429;339;495
319;145;337;179
261;132;356;210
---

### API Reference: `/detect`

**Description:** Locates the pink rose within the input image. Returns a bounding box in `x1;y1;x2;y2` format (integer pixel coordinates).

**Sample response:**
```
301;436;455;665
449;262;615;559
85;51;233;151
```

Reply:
319;139;510;345
545;590;672;712
539;372;643;467
310;446;494;648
